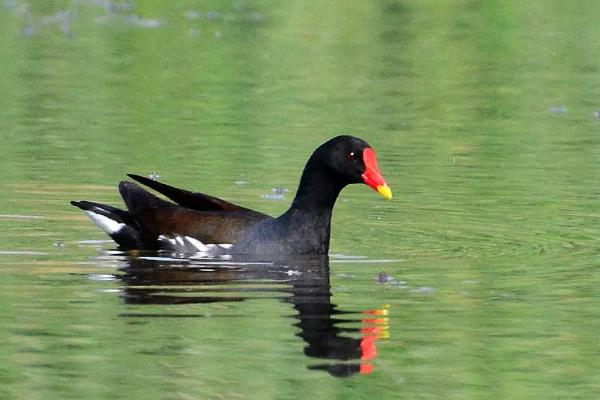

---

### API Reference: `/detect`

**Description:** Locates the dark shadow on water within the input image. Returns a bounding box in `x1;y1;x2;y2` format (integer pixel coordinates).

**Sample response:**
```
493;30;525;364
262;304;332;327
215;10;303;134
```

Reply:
113;254;389;378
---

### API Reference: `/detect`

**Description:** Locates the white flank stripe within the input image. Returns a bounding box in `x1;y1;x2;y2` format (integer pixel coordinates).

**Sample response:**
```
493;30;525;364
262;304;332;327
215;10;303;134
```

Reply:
84;211;125;235
182;236;209;252
158;235;232;256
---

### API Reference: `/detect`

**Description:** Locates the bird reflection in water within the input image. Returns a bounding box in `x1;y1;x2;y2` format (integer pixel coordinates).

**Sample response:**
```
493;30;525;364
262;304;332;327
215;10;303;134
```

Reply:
112;254;389;377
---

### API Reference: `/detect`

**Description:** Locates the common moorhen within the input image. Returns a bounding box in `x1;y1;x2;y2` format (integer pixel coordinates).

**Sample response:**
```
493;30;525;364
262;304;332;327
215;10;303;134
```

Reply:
71;135;391;256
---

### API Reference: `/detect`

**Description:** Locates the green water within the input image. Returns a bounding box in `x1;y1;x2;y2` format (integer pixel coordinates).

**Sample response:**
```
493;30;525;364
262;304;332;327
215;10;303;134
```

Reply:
2;0;600;398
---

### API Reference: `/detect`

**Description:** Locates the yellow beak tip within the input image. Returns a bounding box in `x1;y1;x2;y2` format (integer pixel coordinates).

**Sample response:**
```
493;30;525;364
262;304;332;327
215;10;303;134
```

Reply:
377;185;392;200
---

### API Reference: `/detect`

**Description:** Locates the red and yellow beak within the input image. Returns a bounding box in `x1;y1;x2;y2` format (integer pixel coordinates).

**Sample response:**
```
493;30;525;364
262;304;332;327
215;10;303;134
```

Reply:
361;148;392;200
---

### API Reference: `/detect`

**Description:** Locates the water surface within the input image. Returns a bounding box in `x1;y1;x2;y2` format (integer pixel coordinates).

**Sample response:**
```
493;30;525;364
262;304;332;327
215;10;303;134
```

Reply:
1;1;600;399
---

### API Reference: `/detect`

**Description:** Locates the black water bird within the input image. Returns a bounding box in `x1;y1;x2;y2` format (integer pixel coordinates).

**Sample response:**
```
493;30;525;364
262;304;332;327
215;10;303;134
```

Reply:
71;135;392;256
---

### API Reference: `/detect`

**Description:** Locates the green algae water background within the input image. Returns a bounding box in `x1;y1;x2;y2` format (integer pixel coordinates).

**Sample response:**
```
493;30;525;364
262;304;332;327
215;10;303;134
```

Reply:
1;1;600;399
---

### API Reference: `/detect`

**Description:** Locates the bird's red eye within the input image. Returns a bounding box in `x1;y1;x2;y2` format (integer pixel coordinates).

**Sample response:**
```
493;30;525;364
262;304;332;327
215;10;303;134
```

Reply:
347;152;355;161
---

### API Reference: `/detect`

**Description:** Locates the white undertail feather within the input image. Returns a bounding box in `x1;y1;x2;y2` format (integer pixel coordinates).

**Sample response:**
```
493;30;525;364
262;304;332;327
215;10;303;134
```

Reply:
84;211;125;235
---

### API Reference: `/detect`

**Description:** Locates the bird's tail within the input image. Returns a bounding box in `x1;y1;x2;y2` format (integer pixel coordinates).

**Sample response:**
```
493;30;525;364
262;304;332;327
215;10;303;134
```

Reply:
70;200;141;250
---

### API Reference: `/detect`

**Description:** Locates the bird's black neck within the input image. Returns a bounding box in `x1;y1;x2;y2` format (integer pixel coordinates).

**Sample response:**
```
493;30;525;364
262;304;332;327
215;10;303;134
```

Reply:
280;161;345;254
290;159;344;212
